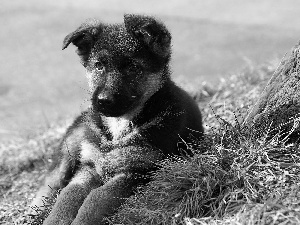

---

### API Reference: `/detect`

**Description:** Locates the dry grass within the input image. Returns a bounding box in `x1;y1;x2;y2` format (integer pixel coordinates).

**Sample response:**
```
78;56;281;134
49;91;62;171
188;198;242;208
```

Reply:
2;61;300;225
0;121;70;224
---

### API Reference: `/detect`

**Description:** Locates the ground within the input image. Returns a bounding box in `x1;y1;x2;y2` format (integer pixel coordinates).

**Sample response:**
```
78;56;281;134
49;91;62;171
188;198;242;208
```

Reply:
2;62;300;224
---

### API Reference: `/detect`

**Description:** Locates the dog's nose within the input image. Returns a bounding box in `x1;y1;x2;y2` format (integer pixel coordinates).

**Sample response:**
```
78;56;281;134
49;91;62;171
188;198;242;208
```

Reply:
97;94;114;107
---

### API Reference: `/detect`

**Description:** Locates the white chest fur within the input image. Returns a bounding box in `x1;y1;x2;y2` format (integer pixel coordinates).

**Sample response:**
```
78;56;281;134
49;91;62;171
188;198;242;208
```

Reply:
103;116;132;140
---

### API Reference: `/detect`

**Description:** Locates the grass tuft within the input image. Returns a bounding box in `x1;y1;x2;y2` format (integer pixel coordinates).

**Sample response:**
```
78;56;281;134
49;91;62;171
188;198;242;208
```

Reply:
27;188;60;225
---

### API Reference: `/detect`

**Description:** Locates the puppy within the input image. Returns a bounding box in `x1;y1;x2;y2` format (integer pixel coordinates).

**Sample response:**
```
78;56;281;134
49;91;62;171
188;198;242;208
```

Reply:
32;14;204;225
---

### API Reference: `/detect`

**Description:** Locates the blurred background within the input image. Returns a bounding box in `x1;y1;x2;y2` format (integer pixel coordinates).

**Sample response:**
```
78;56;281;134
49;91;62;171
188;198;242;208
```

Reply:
1;0;300;142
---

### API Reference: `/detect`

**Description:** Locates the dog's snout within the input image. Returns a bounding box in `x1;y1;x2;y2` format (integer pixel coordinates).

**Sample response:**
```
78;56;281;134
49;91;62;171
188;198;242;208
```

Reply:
97;93;114;107
93;90;136;117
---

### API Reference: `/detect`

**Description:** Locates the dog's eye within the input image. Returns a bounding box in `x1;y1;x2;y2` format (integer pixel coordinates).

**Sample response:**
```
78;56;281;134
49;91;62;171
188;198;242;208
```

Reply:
95;62;105;73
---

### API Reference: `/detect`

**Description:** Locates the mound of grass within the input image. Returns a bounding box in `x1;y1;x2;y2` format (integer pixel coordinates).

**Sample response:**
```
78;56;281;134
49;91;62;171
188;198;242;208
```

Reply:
3;60;300;225
111;61;300;224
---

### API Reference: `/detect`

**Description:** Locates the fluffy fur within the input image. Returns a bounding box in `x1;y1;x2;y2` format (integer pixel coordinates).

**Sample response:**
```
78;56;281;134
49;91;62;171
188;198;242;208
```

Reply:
31;14;204;225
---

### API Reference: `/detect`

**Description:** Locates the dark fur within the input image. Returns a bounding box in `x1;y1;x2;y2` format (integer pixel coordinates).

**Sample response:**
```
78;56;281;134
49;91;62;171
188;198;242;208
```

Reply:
32;14;204;225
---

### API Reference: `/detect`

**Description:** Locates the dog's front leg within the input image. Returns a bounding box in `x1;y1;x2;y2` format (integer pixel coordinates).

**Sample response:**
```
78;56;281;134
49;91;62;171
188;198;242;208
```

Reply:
71;172;142;225
31;156;75;212
43;167;101;225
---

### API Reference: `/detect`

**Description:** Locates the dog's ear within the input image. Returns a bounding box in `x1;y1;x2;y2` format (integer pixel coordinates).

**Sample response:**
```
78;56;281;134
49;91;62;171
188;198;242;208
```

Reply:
124;14;171;58
62;19;102;64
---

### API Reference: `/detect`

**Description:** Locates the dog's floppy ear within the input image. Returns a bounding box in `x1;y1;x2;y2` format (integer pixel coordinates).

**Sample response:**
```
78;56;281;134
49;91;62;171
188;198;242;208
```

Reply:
124;14;171;58
62;19;102;64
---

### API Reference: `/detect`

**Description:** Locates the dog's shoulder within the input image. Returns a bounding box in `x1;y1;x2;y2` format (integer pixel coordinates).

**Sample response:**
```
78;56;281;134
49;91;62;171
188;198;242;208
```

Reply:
139;80;202;128
57;110;101;153
132;80;203;154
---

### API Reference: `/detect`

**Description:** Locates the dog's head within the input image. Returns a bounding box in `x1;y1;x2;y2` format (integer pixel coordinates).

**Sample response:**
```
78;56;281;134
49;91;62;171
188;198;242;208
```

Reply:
63;14;171;117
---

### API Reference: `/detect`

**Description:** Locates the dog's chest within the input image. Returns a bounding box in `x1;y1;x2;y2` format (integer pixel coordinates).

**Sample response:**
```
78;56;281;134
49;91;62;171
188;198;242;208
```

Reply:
103;117;133;141
80;140;129;177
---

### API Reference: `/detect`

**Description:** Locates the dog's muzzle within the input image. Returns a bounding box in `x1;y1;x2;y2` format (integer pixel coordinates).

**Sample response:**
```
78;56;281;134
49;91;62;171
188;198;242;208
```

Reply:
92;90;137;117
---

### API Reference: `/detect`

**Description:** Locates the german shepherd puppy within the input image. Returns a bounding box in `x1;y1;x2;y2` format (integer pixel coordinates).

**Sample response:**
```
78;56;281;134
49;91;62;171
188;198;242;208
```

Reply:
32;14;204;225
